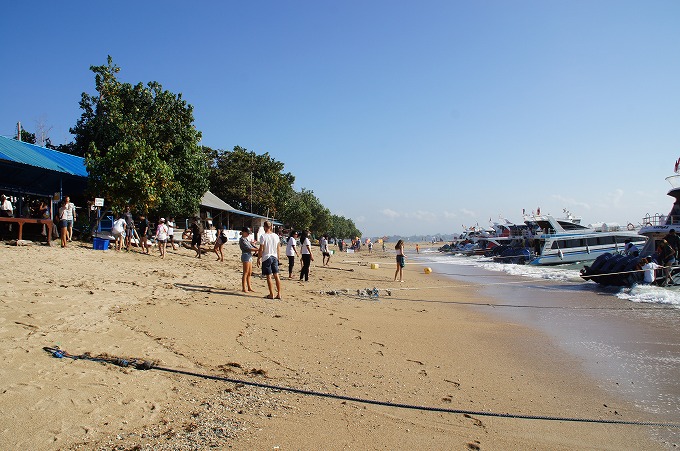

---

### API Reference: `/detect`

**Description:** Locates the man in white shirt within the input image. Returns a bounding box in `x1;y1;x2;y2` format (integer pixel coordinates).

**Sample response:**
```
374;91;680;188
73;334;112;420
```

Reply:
320;235;331;266
64;196;76;242
257;221;282;299
0;194;13;240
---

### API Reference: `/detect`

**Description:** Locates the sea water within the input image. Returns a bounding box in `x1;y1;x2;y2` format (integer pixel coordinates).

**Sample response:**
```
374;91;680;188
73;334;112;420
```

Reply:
418;249;680;307
415;249;680;444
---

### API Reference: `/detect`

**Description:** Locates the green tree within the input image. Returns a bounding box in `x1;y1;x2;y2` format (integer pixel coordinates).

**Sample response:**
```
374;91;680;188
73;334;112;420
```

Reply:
329;214;361;239
74;56;209;215
279;190;313;231
209;146;295;217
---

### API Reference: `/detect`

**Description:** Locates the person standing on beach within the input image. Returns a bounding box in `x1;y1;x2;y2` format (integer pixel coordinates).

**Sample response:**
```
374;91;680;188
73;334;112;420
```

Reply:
320;234;331;266
190;216;202;258
123;206;134;251
299;230;314;281
239;227;258;292
285;230;299;279
394;239;406;282
257;220;282;299
64;196;76;242
167;216;177;251
416;243;420;254
112;214;126;251
155;218;169;259
214;223;228;262
58;200;69;248
138;214;150;254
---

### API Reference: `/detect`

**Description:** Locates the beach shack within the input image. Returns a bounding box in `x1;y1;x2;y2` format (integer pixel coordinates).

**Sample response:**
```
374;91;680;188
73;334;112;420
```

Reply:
197;190;279;242
0;136;87;243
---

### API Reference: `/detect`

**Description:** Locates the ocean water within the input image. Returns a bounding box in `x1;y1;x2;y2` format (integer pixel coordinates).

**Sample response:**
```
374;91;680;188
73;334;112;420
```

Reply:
413;248;680;443
418;249;680;308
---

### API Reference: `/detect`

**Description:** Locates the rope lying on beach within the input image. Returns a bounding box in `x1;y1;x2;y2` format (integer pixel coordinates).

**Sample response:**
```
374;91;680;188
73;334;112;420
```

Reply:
43;346;680;429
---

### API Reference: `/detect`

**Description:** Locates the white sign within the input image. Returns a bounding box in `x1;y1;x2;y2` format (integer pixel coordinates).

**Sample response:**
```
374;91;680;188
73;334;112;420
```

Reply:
94;198;105;207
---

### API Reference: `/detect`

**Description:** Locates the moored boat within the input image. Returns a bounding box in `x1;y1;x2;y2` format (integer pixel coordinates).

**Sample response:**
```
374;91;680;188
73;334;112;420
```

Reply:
581;159;680;286
525;210;646;265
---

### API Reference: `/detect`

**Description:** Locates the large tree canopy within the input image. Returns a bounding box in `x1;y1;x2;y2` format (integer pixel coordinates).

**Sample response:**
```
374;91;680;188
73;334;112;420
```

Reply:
75;56;209;215
207;145;361;238
209;146;295;219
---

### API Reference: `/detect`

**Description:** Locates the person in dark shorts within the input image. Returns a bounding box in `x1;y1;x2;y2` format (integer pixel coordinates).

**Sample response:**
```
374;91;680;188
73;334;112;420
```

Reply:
394;239;406;282
190;216;202;258
257;221;282;299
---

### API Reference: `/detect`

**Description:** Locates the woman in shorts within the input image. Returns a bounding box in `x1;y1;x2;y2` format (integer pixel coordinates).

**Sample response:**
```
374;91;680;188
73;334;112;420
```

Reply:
394;239;406;282
239;227;258;292
155;218;169;259
214;224;228;262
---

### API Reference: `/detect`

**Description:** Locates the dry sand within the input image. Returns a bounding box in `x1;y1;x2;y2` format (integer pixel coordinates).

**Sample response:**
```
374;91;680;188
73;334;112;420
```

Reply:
0;240;664;449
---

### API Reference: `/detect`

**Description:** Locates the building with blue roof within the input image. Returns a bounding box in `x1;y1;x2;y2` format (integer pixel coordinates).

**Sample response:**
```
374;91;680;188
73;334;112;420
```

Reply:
0;135;88;221
0;135;87;197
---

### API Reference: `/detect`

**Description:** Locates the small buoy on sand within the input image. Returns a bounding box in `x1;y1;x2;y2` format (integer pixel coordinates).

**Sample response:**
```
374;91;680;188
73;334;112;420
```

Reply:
370;263;380;269
424;267;432;274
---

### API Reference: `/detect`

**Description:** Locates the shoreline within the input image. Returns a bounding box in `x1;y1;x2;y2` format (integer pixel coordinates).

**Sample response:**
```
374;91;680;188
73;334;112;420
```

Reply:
0;241;670;449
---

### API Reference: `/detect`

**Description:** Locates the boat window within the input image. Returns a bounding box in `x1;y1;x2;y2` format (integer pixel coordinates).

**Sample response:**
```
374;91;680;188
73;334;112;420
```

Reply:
557;221;588;231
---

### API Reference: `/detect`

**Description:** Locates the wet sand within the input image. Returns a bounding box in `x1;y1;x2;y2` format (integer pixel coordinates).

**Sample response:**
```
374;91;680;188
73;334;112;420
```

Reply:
0;241;673;449
422;251;680;447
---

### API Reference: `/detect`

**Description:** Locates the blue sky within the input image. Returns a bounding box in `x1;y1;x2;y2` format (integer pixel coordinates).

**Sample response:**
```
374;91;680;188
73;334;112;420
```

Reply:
2;1;679;237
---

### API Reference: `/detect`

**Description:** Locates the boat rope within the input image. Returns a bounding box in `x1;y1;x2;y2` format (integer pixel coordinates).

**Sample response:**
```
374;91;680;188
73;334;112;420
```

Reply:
42;346;680;429
582;264;676;279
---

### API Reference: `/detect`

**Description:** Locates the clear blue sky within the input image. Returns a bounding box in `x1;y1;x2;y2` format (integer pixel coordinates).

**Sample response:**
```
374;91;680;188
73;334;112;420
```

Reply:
2;1;679;237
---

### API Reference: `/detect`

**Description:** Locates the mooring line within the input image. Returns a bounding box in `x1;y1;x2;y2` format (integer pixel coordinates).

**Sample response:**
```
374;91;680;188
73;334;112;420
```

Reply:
42;346;680;429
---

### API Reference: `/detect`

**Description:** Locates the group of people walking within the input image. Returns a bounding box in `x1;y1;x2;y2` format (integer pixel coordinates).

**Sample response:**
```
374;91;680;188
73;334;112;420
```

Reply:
111;208;179;257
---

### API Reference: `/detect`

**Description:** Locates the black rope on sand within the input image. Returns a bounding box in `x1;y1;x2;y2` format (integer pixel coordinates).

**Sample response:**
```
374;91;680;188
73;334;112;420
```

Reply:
43;346;680;429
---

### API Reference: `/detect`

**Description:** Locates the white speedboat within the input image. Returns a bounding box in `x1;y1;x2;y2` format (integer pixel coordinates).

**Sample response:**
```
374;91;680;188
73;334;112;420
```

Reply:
525;209;646;265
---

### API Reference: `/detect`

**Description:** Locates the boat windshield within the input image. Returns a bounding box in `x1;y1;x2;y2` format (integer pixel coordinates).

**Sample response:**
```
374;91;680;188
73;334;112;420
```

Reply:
666;174;680;189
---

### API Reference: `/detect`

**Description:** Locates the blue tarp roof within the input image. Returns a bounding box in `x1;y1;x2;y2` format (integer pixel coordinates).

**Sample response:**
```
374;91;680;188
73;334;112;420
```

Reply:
0;135;87;177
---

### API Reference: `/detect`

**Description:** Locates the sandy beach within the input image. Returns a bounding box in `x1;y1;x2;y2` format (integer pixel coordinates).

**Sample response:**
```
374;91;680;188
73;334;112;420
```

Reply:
0;240;673;449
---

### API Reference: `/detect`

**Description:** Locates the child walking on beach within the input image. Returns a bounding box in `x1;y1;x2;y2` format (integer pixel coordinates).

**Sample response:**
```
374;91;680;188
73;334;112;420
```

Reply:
394;239;406;282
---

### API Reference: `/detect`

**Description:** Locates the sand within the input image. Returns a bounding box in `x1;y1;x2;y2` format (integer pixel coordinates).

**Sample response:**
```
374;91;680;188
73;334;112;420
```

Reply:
0;240;667;449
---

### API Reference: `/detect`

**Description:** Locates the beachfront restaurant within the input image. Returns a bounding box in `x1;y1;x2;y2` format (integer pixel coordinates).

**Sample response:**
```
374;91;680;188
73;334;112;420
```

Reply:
0;135;87;243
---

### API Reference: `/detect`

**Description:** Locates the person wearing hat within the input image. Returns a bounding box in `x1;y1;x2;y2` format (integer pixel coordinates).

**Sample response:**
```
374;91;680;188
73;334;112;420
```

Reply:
155;218;169;259
239;227;259;292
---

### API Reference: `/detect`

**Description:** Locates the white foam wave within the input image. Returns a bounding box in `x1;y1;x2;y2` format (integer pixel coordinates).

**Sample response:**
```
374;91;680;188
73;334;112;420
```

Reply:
616;284;680;307
426;252;680;307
